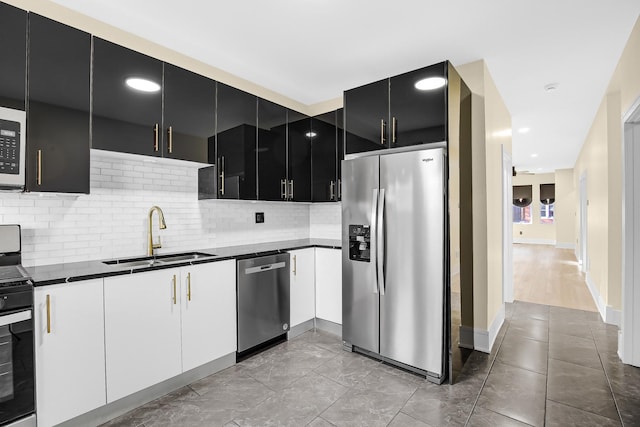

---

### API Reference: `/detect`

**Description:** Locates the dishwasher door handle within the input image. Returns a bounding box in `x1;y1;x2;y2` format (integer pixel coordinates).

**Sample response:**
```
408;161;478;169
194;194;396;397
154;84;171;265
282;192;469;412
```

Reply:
244;262;287;275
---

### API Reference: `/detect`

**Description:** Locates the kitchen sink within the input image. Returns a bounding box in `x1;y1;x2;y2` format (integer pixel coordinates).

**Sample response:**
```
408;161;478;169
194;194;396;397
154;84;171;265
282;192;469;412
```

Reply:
103;251;215;268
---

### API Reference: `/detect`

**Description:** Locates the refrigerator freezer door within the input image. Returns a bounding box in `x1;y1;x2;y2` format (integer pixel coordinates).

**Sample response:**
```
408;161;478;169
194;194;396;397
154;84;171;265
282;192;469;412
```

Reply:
379;148;445;376
342;155;380;353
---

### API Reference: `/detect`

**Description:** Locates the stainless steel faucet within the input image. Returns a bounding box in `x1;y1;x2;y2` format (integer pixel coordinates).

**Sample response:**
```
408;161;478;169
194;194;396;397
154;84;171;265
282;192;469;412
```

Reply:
147;206;167;256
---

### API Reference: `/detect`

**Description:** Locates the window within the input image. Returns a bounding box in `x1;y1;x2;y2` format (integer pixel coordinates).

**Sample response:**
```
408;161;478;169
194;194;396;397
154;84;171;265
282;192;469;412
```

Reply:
540;203;555;224
513;205;532;224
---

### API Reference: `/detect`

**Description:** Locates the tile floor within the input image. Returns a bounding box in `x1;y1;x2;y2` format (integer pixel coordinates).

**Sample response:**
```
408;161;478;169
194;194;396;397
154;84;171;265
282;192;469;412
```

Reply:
102;301;640;427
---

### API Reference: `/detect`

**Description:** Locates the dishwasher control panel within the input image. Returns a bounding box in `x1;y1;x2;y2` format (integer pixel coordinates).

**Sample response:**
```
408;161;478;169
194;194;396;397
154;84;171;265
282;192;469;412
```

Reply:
349;224;370;262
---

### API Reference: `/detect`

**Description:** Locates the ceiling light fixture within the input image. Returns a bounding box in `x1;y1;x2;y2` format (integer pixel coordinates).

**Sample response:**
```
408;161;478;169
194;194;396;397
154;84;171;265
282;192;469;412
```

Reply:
126;77;161;93
518;127;530;134
544;83;559;92
305;131;317;138
414;77;446;91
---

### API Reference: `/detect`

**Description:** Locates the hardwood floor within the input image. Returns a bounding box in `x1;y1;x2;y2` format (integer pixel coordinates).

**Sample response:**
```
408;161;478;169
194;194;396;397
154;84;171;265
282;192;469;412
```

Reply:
513;244;597;312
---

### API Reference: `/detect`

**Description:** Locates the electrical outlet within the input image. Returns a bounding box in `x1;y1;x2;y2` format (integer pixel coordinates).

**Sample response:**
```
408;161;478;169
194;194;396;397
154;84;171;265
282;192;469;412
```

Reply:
255;212;264;223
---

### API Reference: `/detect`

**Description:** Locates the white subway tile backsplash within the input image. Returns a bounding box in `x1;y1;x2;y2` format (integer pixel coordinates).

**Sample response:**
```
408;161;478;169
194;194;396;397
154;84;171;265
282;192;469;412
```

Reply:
0;150;341;267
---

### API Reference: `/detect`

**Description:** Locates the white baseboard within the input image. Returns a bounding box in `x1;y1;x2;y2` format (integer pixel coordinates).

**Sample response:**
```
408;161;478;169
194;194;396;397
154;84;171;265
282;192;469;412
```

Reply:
555;242;575;250
585;273;621;326
460;304;505;354
513;238;556;245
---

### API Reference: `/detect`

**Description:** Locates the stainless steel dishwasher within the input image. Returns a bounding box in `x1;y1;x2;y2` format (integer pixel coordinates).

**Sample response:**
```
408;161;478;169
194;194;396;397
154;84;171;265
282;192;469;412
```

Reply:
237;253;290;354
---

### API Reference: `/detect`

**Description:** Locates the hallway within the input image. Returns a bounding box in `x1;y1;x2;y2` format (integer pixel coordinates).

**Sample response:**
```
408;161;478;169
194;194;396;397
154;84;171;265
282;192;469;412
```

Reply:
513;244;597;312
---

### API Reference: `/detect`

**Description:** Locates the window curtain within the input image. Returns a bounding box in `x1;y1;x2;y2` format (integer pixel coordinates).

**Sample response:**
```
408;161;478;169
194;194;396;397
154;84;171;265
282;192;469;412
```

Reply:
540;183;555;205
513;185;532;207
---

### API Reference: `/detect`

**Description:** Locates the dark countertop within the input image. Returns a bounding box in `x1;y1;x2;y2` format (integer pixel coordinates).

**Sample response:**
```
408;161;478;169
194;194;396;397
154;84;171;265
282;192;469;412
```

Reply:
24;238;341;286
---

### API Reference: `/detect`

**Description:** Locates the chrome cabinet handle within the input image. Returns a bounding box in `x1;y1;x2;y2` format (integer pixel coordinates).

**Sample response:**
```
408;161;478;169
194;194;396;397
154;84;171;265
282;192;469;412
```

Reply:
370;188;379;294
154;123;159;152
330;181;335;201
219;156;225;196
289;180;294;200
37;149;42;186
392;117;397;144
168;126;173;154
380;119;386;145
46;294;51;333
377;189;386;295
281;179;288;199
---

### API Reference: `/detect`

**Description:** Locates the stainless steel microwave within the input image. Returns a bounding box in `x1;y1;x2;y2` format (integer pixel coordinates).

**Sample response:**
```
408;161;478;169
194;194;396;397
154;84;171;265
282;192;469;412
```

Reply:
0;107;26;190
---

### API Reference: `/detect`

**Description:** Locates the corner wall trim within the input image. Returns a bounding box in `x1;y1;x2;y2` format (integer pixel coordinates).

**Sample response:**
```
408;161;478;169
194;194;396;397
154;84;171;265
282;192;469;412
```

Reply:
585;272;619;326
513;238;556;245
462;304;506;354
555;242;575;250
315;318;342;337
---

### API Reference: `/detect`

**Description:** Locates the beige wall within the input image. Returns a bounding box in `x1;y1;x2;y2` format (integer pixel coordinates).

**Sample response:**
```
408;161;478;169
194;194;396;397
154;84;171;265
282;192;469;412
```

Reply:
512;173;556;242
457;60;512;334
573;16;640;313
555;169;576;248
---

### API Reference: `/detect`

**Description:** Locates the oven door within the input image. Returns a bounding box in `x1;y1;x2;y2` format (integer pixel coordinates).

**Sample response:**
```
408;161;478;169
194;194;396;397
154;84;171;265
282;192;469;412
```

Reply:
0;310;34;425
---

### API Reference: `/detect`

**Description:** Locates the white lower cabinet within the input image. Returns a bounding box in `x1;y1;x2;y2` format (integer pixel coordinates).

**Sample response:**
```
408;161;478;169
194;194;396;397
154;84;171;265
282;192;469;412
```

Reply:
104;268;182;403
315;248;342;324
180;260;236;372
34;279;106;427
289;248;316;327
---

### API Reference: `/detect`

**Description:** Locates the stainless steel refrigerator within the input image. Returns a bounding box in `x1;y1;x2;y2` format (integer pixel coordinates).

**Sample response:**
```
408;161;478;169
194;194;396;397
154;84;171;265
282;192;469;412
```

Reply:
342;145;448;383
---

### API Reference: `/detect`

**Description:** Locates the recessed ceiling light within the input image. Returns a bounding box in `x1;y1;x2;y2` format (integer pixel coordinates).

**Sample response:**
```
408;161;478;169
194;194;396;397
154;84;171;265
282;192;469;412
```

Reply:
544;83;559;92
126;77;161;93
518;127;530;134
531;153;539;158
414;77;446;91
305;132;317;138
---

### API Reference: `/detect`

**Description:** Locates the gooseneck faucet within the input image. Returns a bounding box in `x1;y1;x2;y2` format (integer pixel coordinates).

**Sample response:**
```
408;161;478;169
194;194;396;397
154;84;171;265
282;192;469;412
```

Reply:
148;206;167;256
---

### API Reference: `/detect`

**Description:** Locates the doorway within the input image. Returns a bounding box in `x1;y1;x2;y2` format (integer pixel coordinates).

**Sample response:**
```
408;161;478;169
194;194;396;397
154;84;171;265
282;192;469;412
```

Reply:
502;146;513;303
579;172;588;273
621;98;640;367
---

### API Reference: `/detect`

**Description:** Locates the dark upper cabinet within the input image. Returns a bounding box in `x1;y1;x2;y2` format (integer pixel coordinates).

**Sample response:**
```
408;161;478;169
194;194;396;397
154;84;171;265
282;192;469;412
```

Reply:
344;62;448;154
92;38;163;157
163;64;215;163
257;99;287;201
215;83;257;200
390;63;447;147
344;78;388;154
337;108;344;201
26;14;90;193
311;111;338;202
287;111;312;202
0;3;27;111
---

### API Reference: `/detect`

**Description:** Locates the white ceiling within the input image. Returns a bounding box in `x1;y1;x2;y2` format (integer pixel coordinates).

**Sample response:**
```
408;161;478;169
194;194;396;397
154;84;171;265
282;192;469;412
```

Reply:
50;0;640;173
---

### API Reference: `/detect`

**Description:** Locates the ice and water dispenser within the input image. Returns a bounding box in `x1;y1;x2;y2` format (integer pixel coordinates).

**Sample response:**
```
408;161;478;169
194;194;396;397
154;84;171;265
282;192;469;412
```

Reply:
348;224;371;262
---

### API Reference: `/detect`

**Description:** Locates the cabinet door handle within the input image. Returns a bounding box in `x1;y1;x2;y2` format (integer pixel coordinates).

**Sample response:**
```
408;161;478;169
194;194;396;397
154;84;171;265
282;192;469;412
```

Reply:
281;179;288;199
293;255;297;276
289;180;294;200
172;275;177;305
46;294;51;333
380;119;386;145
392;117;397;144
330;181;335;201
37;149;42;186
187;272;191;301
154;123;159;152
219;156;225;196
168;126;173;154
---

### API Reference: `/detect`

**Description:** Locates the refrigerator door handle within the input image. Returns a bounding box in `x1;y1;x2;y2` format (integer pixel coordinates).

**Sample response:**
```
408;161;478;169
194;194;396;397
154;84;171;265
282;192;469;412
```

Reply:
377;189;386;295
370;188;379;294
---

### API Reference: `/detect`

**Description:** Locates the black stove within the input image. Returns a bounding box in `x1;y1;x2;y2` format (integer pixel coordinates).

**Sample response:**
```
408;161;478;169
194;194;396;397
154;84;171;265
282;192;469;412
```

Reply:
0;224;35;427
